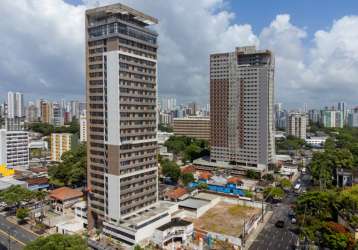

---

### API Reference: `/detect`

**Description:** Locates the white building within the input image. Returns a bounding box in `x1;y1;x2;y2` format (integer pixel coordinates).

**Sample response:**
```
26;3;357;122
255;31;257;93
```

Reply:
152;219;194;247
305;137;328;148
79;111;87;142
0;129;29;169
287;112;307;139
7;92;24;118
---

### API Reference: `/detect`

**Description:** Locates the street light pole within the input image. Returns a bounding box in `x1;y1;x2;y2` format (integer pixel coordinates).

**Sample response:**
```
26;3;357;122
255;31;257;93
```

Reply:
7;226;11;250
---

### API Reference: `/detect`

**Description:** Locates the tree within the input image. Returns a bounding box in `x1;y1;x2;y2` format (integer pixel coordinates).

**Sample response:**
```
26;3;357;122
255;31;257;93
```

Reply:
161;159;181;182
181;173;195;186
263;187;285;200
0;185;35;207
134;245;144;250
279;178;292;189
158;123;173;133
246;170;260;179
16;207;29;223
183;144;202;162
48;143;86;187
24;234;87;250
262;174;274;182
197;183;208;190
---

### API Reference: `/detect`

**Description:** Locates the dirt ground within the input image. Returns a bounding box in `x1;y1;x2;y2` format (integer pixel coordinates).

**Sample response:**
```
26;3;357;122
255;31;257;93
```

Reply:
192;202;260;237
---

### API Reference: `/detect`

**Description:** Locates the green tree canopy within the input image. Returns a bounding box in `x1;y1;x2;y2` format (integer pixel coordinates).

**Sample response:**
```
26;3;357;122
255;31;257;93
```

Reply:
0;185;35;207
263;187;285;200
180;172;195;186
48;143;86;187
161;159;181;182
24;234;87;250
29;120;80;136
164;136;209;161
16;207;29;222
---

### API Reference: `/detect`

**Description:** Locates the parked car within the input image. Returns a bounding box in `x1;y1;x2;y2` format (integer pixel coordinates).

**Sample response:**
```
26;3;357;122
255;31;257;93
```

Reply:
291;217;297;224
275;220;285;228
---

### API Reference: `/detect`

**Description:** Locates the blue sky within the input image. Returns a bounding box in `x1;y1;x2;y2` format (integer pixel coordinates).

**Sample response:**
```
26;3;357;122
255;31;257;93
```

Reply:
66;0;358;40
229;0;358;36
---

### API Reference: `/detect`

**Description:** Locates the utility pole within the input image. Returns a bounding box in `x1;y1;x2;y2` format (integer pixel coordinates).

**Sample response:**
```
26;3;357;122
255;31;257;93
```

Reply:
7;226;11;250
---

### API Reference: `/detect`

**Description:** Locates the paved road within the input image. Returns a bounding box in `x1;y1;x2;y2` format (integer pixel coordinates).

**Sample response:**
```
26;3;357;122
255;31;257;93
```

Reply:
249;174;311;250
0;214;38;249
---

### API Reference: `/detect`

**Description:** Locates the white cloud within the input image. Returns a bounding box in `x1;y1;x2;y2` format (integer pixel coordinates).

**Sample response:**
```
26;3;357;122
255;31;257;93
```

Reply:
0;0;358;109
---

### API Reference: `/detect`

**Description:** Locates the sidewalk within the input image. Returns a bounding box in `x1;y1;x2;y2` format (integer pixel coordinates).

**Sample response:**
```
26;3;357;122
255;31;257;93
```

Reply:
7;216;41;237
243;210;273;250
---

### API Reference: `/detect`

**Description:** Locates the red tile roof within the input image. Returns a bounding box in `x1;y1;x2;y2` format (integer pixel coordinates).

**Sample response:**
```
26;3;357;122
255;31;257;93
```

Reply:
26;177;49;186
50;187;83;201
227;176;243;184
30;167;48;173
198;171;212;180
165;187;188;200
181;165;196;174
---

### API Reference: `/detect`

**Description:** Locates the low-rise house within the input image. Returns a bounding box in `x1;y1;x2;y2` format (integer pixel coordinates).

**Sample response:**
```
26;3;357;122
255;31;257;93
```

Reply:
29;167;48;178
26;177;49;191
49;187;83;215
164;187;189;202
152;219;194;247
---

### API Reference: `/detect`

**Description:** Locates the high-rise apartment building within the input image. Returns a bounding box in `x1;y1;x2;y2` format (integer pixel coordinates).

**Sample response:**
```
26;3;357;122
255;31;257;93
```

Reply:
70;100;80;119
210;46;275;171
80;110;87;142
52;103;63;127
321;110;344;128
6;92;25;131
0;129;29;169
173;116;210;141
50;133;73;162
287;112;307;139
86;4;175;244
7;92;24;118
41;101;52;124
26;103;39;123
348;107;358;128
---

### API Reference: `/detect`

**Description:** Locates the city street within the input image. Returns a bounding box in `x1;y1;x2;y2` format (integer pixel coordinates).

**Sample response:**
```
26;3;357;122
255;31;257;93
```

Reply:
249;174;311;250
0;214;38;249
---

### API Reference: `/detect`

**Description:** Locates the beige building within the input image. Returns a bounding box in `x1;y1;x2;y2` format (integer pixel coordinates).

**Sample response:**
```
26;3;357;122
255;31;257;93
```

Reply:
79;111;87;142
41;101;52;124
50;133;72;161
287;112;307;139
210;46;275;172
173;116;210;141
86;4;178;245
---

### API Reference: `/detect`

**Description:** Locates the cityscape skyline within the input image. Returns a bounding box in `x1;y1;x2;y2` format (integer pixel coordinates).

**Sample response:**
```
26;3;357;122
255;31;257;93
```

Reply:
1;0;358;109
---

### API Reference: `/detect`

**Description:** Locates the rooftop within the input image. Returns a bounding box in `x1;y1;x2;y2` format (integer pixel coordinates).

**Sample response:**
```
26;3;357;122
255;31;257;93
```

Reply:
50;187;83;201
165;187;188;200
86;3;158;25
156;219;192;232
120;201;176;230
179;198;209;210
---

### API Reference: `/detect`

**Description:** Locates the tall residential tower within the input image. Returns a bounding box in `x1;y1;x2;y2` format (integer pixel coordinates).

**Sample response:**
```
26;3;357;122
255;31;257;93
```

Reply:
86;3;175;245
210;46;275;172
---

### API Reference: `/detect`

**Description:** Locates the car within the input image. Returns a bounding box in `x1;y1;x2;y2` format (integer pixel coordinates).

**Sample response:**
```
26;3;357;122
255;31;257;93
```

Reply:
275;220;285;228
291;217;297;224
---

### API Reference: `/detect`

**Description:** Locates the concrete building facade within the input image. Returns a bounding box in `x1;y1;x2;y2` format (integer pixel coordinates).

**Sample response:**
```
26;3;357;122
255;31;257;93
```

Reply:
80;110;87;142
321;110;344;128
173;116;210;141
210;46;275;171
0;129;29;169
50;133;73;162
287;112;307;139
86;2;162;235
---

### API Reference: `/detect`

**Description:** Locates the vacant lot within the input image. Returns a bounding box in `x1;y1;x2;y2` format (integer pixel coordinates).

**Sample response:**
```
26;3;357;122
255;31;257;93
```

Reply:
193;202;260;236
